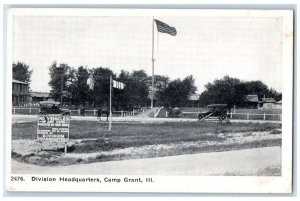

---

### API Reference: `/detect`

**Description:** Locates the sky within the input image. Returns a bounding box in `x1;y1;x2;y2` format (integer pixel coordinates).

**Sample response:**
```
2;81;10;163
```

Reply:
12;15;283;93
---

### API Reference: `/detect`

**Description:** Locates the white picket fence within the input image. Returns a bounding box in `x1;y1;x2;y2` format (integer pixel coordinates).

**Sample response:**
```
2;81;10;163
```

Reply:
227;112;282;121
12;107;142;117
165;111;282;121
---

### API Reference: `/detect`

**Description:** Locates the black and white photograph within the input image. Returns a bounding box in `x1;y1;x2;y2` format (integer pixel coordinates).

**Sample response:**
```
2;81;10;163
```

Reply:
5;8;293;193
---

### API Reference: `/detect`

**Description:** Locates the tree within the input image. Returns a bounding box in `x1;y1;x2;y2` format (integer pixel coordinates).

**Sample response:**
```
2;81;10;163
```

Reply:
198;76;245;108
68;66;91;106
48;62;75;102
117;70;149;109
129;70;149;107
158;75;197;107
90;67;115;106
147;75;170;106
198;76;282;108
13;62;33;84
243;81;269;100
268;88;282;101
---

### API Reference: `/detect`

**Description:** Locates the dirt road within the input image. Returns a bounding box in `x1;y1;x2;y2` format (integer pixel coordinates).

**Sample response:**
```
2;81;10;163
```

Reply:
11;146;281;175
12;114;281;124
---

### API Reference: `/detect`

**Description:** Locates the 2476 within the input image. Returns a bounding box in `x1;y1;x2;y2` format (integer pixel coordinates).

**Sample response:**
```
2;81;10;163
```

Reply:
11;176;24;181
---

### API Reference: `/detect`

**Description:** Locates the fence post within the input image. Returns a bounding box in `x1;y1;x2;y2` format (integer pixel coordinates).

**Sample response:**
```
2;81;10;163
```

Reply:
94;109;96;116
263;113;266;120
133;109;135;116
78;109;80;115
230;112;232;118
13;107;15;114
247;113;249;120
29;107;31;114
166;111;168;118
121;110;123;117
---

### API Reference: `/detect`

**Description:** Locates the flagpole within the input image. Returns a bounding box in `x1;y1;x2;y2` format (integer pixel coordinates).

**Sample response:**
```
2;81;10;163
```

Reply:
109;75;112;131
151;17;155;110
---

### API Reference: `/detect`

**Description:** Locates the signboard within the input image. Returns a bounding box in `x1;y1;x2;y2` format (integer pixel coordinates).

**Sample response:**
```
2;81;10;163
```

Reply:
37;115;70;141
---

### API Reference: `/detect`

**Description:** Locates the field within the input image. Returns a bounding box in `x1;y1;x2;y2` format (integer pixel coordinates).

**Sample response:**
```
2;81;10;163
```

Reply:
12;120;282;166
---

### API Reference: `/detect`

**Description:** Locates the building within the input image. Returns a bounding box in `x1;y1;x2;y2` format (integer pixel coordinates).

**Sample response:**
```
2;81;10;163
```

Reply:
275;100;282;109
260;98;277;109
245;95;259;109
12;79;29;106
187;94;200;107
29;92;52;105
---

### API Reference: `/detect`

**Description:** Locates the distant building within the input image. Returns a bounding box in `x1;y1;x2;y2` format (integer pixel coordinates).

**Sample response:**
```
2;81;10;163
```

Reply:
12;79;29;106
275;100;282;109
245;95;259;109
260;98;277;109
29;92;52;105
187;94;200;108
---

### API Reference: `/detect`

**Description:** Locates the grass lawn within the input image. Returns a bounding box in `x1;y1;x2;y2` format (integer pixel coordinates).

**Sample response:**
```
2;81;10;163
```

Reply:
12;120;282;166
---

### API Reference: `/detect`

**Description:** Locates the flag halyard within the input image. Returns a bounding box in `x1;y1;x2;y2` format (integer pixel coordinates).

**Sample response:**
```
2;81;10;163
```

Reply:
154;19;177;36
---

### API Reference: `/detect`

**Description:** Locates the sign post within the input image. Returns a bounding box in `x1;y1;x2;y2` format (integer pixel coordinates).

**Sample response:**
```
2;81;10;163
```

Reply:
37;115;70;153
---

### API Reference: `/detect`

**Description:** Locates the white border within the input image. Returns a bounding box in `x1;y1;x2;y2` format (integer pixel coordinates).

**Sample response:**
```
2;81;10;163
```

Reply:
5;8;294;193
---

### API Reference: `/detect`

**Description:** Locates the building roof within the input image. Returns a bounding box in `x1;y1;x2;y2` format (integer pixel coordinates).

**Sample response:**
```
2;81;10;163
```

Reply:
245;95;259;102
12;79;29;85
188;94;200;101
262;98;276;103
29;92;51;98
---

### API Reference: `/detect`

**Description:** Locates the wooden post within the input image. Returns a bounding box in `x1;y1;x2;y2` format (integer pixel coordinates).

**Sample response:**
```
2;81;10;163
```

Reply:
64;142;67;154
230;112;233;118
13;107;15;114
247;113;249;120
133;109;135;116
263;113;266;120
29;107;31;114
78;109;80;115
94;109;96;116
166;111;168;118
121;110;123;117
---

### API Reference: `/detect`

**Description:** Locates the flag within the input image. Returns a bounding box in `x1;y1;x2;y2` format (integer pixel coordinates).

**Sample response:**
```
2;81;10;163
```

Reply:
113;80;125;89
154;19;177;36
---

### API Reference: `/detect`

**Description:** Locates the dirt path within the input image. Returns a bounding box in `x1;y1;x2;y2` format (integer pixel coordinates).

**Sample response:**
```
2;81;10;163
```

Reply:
134;107;158;118
11;146;281;175
12;114;281;124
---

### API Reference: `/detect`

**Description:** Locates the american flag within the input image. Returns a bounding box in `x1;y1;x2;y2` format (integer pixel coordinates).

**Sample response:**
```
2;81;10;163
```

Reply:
113;80;125;89
154;19;177;36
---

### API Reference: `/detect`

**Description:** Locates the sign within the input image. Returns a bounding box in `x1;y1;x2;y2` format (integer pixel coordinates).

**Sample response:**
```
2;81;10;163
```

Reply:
37;115;70;141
